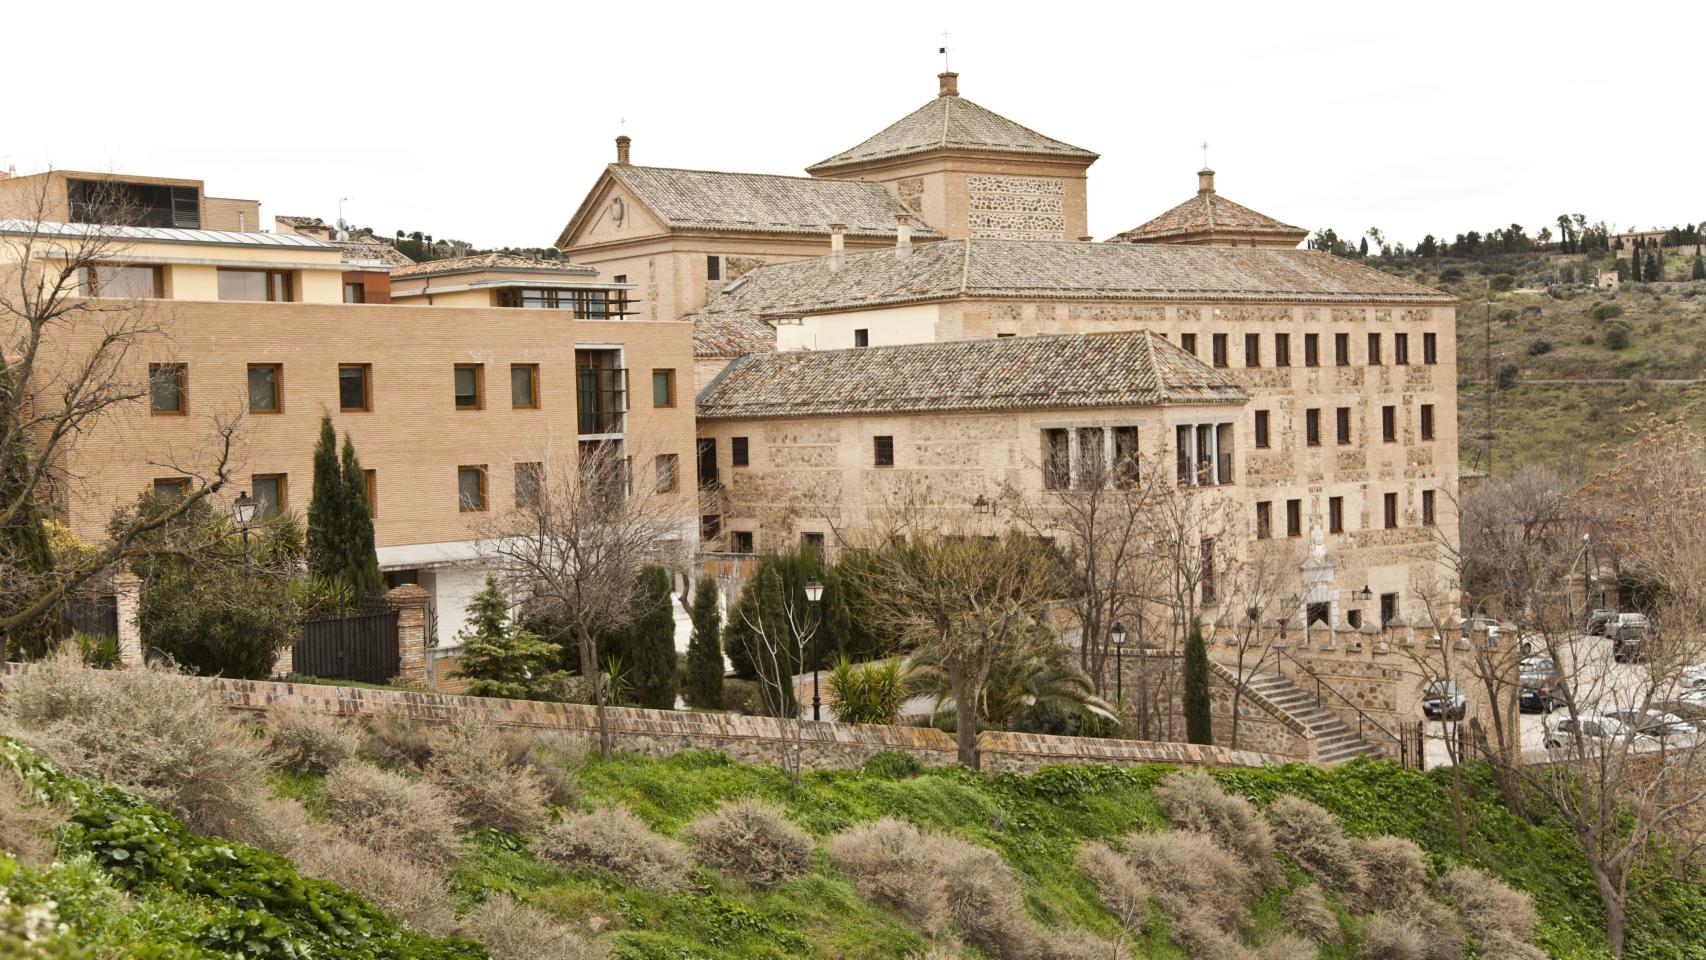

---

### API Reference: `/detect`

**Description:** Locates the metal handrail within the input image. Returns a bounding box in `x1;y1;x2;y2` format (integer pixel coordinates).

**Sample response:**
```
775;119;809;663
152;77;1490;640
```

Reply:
1271;646;1403;748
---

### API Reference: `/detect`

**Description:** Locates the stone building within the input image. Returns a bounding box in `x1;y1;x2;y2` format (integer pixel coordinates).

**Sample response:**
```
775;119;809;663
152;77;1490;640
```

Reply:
1107;168;1308;248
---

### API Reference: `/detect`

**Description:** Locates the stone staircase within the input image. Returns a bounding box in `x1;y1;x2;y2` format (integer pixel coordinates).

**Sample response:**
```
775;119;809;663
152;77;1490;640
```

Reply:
1234;670;1382;765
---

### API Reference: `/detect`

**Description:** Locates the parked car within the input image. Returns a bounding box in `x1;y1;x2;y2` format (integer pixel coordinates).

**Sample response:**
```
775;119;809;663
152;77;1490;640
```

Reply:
1517;657;1561;712
1611;617;1652;663
1520;684;1560;713
1543;714;1636;750
1422;678;1466;721
1605;709;1698;742
1586;609;1618;637
1651;697;1706;724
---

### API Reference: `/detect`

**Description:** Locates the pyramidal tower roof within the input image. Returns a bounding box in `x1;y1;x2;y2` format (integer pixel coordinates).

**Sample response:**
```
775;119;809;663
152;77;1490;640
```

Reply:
1109;168;1308;247
806;72;1098;174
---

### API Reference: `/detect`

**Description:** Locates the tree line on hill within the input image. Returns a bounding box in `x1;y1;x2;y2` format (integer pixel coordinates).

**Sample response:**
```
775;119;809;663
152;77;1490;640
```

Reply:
1309;215;1706;265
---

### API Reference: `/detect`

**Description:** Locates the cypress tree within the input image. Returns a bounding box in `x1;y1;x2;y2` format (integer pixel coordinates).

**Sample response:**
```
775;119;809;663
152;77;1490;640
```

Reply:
0;361;57;659
1183;619;1213;745
684;578;724;708
1646;252;1661;283
306;415;342;581
454;574;566;700
338;433;382;594
625;566;678;709
1691;254;1705;281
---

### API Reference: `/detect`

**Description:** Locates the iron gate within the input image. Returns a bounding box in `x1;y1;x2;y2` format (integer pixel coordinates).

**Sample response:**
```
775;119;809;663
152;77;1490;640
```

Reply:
294;605;400;684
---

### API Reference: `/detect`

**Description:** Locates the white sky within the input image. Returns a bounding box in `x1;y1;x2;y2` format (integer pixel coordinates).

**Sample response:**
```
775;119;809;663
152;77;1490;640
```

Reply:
8;0;1701;250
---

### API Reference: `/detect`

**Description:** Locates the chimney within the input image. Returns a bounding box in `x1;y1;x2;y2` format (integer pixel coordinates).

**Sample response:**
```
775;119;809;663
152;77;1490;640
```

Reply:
1197;167;1216;194
1078;236;1094;243
616;135;632;166
828;223;846;272
895;213;912;257
938;71;959;97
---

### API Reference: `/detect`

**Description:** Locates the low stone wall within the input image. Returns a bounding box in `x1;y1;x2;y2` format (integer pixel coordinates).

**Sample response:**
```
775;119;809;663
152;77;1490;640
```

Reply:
978;731;1290;773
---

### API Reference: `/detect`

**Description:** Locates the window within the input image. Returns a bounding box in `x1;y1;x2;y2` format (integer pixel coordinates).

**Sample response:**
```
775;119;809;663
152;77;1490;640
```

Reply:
1305;408;1321;446
1382;405;1397;442
732;531;755;553
499;288;611;317
854;329;869;348
1422;489;1437;526
247;363;282;414
80;264;161;299
731;436;749;467
511;364;539;409
697;438;719;490
1212;333;1228;368
1336;406;1352;445
1043;428;1070;490
1334;332;1350;366
1394;332;1410;365
651;369;675;407
152;477;189;498
338;364;371;412
997;332;1016;338
1275;333;1291;367
801;531;825;560
1254;410;1270;448
1304;333;1320;367
458;465;488;511
1075;426;1102;487
68;178;199;228
217;268;292;302
1256;501;1272;540
707;255;721;281
364;469;378;518
149;363;186;415
251;474;286;519
873;435;895;468
1420;403;1435;440
701;515;722;541
1200;539;1216;605
655;454;678;493
515;462;543;507
1348;609;1363;629
1179;332;1197;356
1367;332;1382;365
575;349;627;433
1244;333;1260;367
1175;425;1192;482
343;281;364;304
612;276;630;317
1423;332;1438;364
1286;498;1302;538
1113;426;1139;486
1379;592;1399;627
1329;495;1344;533
1384;492;1398;529
454;364;484;410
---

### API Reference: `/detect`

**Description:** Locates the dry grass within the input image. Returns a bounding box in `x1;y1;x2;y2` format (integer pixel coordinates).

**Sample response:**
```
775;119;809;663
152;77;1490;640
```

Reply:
528;743;584;806
1361;913;1424;960
1040;928;1133;960
1399;897;1464;960
1267;795;1368;901
1356;836;1428;912
1154;770;1277;880
456;894;608;960
932;834;1039;960
426;717;549;833
1075;842;1148;929
1281;883;1343;945
687;799;813;890
826;818;938;925
1125;831;1254;936
1434;867;1539;952
362;709;440;769
291;832;456;936
1256;933;1318;960
321;761;466;867
535;807;692;892
0;774;60;866
265;709;362;774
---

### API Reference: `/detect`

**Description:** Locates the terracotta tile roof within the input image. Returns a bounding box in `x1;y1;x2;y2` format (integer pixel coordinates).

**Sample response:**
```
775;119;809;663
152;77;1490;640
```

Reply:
1109;172;1308;244
339;236;415;267
391;252;596;279
274;215;325;228
690;238;1453;357
604;165;944;238
697;331;1245;420
807;88;1097;173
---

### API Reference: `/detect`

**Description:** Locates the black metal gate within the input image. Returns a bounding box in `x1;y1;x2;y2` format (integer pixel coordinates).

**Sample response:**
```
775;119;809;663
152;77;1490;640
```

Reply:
62;595;119;637
294;605;400;684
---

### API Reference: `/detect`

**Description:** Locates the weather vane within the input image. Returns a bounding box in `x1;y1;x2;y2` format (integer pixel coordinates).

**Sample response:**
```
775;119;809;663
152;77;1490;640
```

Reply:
1201;140;1211;168
939;30;950;72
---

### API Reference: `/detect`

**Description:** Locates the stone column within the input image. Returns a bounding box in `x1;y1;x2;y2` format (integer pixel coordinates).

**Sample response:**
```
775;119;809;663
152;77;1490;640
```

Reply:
112;572;143;668
388;584;432;689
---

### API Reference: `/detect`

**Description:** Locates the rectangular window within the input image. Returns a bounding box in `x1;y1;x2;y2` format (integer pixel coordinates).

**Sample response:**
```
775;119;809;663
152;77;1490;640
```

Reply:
339;364;371;412
1255;501;1272;540
854;328;869;348
511;364;539;409
1212;333;1228;368
1180;332;1197;357
1384;492;1399;529
152;477;189;498
343;281;363;304
1305;408;1321;446
801;531;825;560
364;469;377;517
149;363;186;415
873;435;895;468
1200;539;1216;606
731;530;754;553
1423;332;1438;364
700;515;722;542
515;462;543;507
1254;410;1270;448
1394;332;1410;365
1336;406;1352;445
731;436;749;467
1382;405;1397;442
1076;426;1103;487
1329;495;1344;533
651;369;675;407
1043;428;1070;490
251;474;286;519
1367;332;1382;365
1244;333;1260;367
1422;489;1437;526
1348;609;1363;630
655;454;678;493
1175;424;1192;482
1113;425;1139;486
697;438;719;490
1420;403;1435;440
1274;332;1291;367
499;288;611;317
247;363;282;414
1380;593;1398;627
1286;498;1302;537
217;268;292;302
454;364;484;410
1304;333;1320;367
1335;332;1350;366
458;465;488;512
80;264;162;299
707;255;721;281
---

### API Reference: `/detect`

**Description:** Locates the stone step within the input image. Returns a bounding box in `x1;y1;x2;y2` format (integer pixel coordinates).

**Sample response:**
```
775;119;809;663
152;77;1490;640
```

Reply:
1231;669;1380;767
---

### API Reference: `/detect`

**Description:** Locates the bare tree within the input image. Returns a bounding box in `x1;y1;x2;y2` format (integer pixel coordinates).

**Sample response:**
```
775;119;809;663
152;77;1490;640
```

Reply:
731;561;818;786
478;439;688;759
1216;540;1293;750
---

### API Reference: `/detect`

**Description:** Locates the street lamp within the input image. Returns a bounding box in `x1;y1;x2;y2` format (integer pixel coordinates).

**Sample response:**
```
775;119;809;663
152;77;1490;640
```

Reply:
972;494;992;515
232;492;256;575
1110;622;1127;707
804;578;825;721
1355;584;1374;603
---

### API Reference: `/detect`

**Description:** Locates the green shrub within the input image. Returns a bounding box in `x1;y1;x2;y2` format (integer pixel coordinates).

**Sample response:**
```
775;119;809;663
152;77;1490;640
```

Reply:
1495;364;1519;388
454;576;569;702
1439;268;1464;283
1526;340;1552;356
1489;274;1515;291
721;678;764;715
861;751;923;780
828;657;909;725
72;633;119;670
687;799;812;890
1603;320;1632;350
1495;308;1518;323
535;807;691;892
1590;301;1624;321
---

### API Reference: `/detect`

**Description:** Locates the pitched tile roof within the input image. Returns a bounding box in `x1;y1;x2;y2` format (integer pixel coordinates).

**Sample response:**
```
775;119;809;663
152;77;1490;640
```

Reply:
339;236;415;267
1109;170;1308;244
391;252;596;279
697;331;1245;420
597;165;944;239
806;82;1097;173
690;238;1454;357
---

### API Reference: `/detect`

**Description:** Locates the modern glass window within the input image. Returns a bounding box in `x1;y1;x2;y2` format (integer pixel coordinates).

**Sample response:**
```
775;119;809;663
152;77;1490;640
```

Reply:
1274;333;1291;367
80;264;162;299
1212;333;1228;368
498;287;610;318
1254;410;1270;448
1329;495;1344;533
1422;489;1437;526
1367;332;1382;365
149;363;186;415
247;363;281;414
514;462;543;508
1255;501;1272;540
1304;333;1320;367
1383;405;1397;442
1423;332;1438;364
1336;407;1352;445
1394;332;1410;365
655;454;678;493
731;436;749;467
1305;408;1321;446
343;281;364;304
652;369;675;408
1180;333;1197;357
217;268;292;302
1384;492;1399;529
873;435;895;467
511;364;539;409
251;474;286;519
1420;403;1435;440
339;364;371;412
1286;499;1302;538
458;465;488;512
454;364;484;410
1334;333;1350;366
1244;333;1260;367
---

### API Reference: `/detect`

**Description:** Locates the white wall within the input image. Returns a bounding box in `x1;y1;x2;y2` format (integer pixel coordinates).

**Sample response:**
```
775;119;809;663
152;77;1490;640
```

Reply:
775;303;942;351
426;563;488;650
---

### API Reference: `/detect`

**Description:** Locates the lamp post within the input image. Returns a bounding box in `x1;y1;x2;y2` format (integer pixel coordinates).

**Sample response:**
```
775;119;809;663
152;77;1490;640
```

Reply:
972;494;992;516
232;492;256;577
804;577;824;721
1110;622;1127;707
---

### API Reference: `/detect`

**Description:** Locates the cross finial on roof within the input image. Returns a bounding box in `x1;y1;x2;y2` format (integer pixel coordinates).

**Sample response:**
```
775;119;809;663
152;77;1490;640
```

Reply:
940;30;950;71
1201;140;1210;168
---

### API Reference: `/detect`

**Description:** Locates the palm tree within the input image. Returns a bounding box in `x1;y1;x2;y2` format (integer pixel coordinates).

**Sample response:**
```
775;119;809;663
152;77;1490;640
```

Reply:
907;628;1110;730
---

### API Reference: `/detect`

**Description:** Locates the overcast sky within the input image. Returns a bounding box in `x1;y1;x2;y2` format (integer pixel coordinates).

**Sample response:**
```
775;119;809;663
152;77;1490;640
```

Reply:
9;0;1700;251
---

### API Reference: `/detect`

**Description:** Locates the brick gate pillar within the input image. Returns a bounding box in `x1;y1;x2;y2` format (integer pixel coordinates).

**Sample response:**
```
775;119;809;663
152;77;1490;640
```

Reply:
112;572;144;668
388;584;432;689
